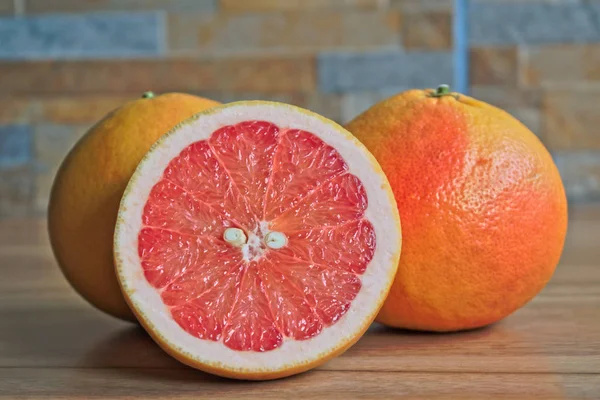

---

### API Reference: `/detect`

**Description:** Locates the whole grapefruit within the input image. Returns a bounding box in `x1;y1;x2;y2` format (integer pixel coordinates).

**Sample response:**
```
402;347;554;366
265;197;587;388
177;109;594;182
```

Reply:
48;92;220;321
346;85;568;331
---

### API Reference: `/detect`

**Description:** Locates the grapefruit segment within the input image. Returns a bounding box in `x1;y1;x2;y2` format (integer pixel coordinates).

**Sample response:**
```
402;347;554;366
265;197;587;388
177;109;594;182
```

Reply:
269;255;362;325
163;141;254;229
208;121;280;223
170;261;243;341
222;266;283;352
138;227;207;289
258;258;324;340
114;101;401;380
270;174;368;232
279;219;376;274
264;129;348;220
142;180;225;236
159;245;242;307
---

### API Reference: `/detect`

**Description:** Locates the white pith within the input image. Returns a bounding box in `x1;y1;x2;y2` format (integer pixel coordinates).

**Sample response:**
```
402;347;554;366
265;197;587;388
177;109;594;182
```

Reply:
114;102;401;374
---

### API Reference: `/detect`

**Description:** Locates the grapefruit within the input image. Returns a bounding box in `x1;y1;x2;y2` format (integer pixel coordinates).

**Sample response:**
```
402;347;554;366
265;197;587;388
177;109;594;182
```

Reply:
48;92;220;321
346;85;568;332
114;101;401;379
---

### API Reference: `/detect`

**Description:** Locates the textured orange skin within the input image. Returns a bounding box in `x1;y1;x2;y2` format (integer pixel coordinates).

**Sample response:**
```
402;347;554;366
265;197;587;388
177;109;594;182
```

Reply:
346;89;568;332
48;93;220;321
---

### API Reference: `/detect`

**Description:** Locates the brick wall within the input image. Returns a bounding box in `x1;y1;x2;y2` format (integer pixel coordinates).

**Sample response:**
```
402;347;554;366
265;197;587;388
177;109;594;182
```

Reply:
0;0;596;218
470;0;600;203
0;0;453;218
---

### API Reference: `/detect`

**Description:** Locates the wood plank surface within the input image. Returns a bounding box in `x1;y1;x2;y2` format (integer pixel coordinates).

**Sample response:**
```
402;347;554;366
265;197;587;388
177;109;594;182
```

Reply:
0;207;599;399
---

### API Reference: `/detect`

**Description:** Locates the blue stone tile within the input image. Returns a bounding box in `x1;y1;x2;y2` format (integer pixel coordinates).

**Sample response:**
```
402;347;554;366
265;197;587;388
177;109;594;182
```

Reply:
341;88;407;123
554;151;600;203
0;125;32;168
470;1;600;45
318;50;453;93
0;12;164;60
150;0;217;13
27;0;216;13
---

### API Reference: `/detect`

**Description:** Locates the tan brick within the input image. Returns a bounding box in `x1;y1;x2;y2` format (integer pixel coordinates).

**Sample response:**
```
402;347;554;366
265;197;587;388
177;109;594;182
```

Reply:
0;96;140;125
33;125;88;213
542;88;600;150
219;0;382;12
215;57;316;93
0;0;13;14
402;11;451;50
470;86;542;136
25;0;216;13
390;0;452;11
522;44;600;87
0;166;35;218
0;99;36;124
470;86;541;110
195;91;305;105
341;91;395;123
470;47;519;86
168;11;401;54
506;108;542;137
195;92;342;122
301;93;343;123
0;57;315;95
40;96;134;124
0;60;217;95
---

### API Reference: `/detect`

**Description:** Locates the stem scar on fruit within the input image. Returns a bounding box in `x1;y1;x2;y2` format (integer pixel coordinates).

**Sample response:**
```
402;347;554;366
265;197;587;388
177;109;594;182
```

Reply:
142;91;155;99
429;84;460;100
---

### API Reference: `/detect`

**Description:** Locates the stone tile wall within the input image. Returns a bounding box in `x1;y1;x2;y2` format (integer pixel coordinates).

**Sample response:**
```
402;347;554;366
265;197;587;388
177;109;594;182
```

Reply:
0;0;452;217
0;0;597;217
469;0;600;204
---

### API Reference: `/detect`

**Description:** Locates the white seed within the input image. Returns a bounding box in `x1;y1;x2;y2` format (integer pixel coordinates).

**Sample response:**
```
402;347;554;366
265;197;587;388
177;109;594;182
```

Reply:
265;231;287;249
223;228;247;247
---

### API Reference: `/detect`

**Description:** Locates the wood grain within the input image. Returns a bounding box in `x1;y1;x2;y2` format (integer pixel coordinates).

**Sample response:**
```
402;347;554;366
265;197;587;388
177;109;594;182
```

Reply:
0;208;599;398
1;369;599;399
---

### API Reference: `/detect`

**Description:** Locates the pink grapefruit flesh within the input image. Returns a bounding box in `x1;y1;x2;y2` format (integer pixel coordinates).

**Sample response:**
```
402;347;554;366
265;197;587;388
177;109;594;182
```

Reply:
114;101;401;379
140;121;371;351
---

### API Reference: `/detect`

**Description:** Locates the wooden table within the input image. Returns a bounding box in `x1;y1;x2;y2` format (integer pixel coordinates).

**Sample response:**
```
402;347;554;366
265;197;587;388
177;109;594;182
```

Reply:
1;208;599;399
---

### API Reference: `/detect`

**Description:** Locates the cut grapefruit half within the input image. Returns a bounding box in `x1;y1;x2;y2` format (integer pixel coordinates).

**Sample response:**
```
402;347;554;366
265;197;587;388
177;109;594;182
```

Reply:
114;101;401;380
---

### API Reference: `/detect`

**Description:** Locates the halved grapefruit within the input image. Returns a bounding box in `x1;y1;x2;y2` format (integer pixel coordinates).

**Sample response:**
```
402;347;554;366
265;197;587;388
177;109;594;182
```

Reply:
114;101;401;380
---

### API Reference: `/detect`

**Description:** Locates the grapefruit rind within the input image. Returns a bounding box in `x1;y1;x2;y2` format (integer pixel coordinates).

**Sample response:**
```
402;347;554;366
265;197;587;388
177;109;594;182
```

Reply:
114;101;401;380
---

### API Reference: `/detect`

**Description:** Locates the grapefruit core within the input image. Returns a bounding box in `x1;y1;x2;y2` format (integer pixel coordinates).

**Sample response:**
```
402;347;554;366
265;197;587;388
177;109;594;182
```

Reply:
114;101;402;379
